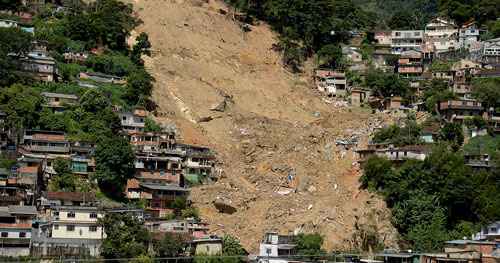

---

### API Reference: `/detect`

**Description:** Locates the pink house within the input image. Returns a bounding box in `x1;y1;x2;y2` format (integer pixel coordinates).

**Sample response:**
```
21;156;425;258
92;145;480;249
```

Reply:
374;30;392;45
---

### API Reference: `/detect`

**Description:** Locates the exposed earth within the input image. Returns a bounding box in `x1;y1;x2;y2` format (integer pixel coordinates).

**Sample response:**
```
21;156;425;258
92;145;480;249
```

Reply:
127;0;401;253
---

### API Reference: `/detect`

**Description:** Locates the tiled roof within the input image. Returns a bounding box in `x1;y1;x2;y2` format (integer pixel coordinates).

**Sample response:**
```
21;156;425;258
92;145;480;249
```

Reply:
422;126;440;134
421;72;433;79
42;191;96;202
475;68;500;75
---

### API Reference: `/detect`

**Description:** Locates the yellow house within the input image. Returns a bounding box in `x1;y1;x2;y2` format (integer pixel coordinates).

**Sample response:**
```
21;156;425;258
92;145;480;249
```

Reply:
42;206;104;239
452;59;482;71
41;92;78;106
193;238;222;255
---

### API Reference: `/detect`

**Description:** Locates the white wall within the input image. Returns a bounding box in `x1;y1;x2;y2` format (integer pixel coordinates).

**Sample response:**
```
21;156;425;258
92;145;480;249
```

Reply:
51;223;103;239
259;244;278;257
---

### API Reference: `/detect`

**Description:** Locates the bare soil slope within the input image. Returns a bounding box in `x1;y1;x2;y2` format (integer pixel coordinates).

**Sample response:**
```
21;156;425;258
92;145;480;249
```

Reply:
129;0;400;253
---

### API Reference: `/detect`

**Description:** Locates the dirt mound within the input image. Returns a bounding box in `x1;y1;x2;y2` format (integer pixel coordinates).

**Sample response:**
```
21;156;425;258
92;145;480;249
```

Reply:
129;0;401;253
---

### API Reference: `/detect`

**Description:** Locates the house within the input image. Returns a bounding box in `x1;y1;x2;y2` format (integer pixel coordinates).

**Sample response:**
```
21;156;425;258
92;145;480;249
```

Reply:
193;238;222;255
451;82;471;99
474;68;500;78
314;68;347;98
425;17;459;39
118;111;146;134
22;130;70;154
39;192;97;211
391;30;424;55
41;92;78;106
383;145;432;167
374;30;392;45
374;253;420;263
33;204;103;257
463;153;492;172
397;55;423;77
130;153;183;187
0;166;36;206
0;19;18;28
77;72;125;84
356;142;399;165
459;21;484;49
0;205;36;257
62;51;89;62
0;11;32;23
126;184;189;219
343;47;363;62
452;59;482;71
421;43;436;61
176;143;216;186
418;126;441;143
482;42;500;64
473;221;500;242
436;99;484;122
39;206;103;239
350;88;373;106
423;239;499;263
23;51;57;83
425;17;459;51
258;230;297;262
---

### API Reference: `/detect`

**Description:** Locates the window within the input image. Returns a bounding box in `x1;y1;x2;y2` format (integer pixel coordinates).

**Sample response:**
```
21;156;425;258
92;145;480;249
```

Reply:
404;151;407;156
1;232;7;237
171;172;176;176
207;245;209;252
19;216;28;223
123;116;126;120
266;249;272;254
160;171;164;176
440;42;446;45
19;232;26;238
396;32;401;36
67;225;75;231
55;98;59;102
54;225;59;230
414;32;420;36
12;173;17;178
154;203;159;208
68;99;72;103
491;227;498;233
89;226;97;232
67;212;75;218
90;213;98;219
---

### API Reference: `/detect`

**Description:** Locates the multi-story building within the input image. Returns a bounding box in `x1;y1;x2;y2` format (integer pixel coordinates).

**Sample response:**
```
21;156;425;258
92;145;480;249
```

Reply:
436;99;484;122
40;206;104;239
374;30;392;45
0;205;36;257
482;39;500;64
176;143;216;186
127;184;190;219
391;30;424;55
21;130;70;154
459;21;484;49
397;55;423;77
424;17;459;52
23;50;57;83
118;111;146;135
314;68;347;98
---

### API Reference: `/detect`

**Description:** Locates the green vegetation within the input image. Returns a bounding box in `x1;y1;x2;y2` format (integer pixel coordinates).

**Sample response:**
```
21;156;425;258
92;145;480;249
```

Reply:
364;68;413;104
372;121;423;146
471;78;500;112
98;213;151;259
230;0;374;70
94;137;136;198
421;78;458;114
292;233;327;259
361;145;500;251
0;157;17;169
153;232;186;259
50;157;76;191
354;0;437;28
465;135;500;154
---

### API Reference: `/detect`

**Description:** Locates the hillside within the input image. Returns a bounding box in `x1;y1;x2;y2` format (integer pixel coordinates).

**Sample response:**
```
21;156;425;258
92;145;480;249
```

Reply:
355;0;438;27
129;0;400;252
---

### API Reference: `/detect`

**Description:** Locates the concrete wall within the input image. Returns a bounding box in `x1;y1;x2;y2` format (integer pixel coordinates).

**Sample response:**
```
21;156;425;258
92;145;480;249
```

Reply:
51;223;103;239
0;247;30;257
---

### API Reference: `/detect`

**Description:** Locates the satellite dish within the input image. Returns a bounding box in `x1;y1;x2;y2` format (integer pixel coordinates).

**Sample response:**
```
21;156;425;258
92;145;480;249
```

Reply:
330;30;335;36
463;236;467;240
